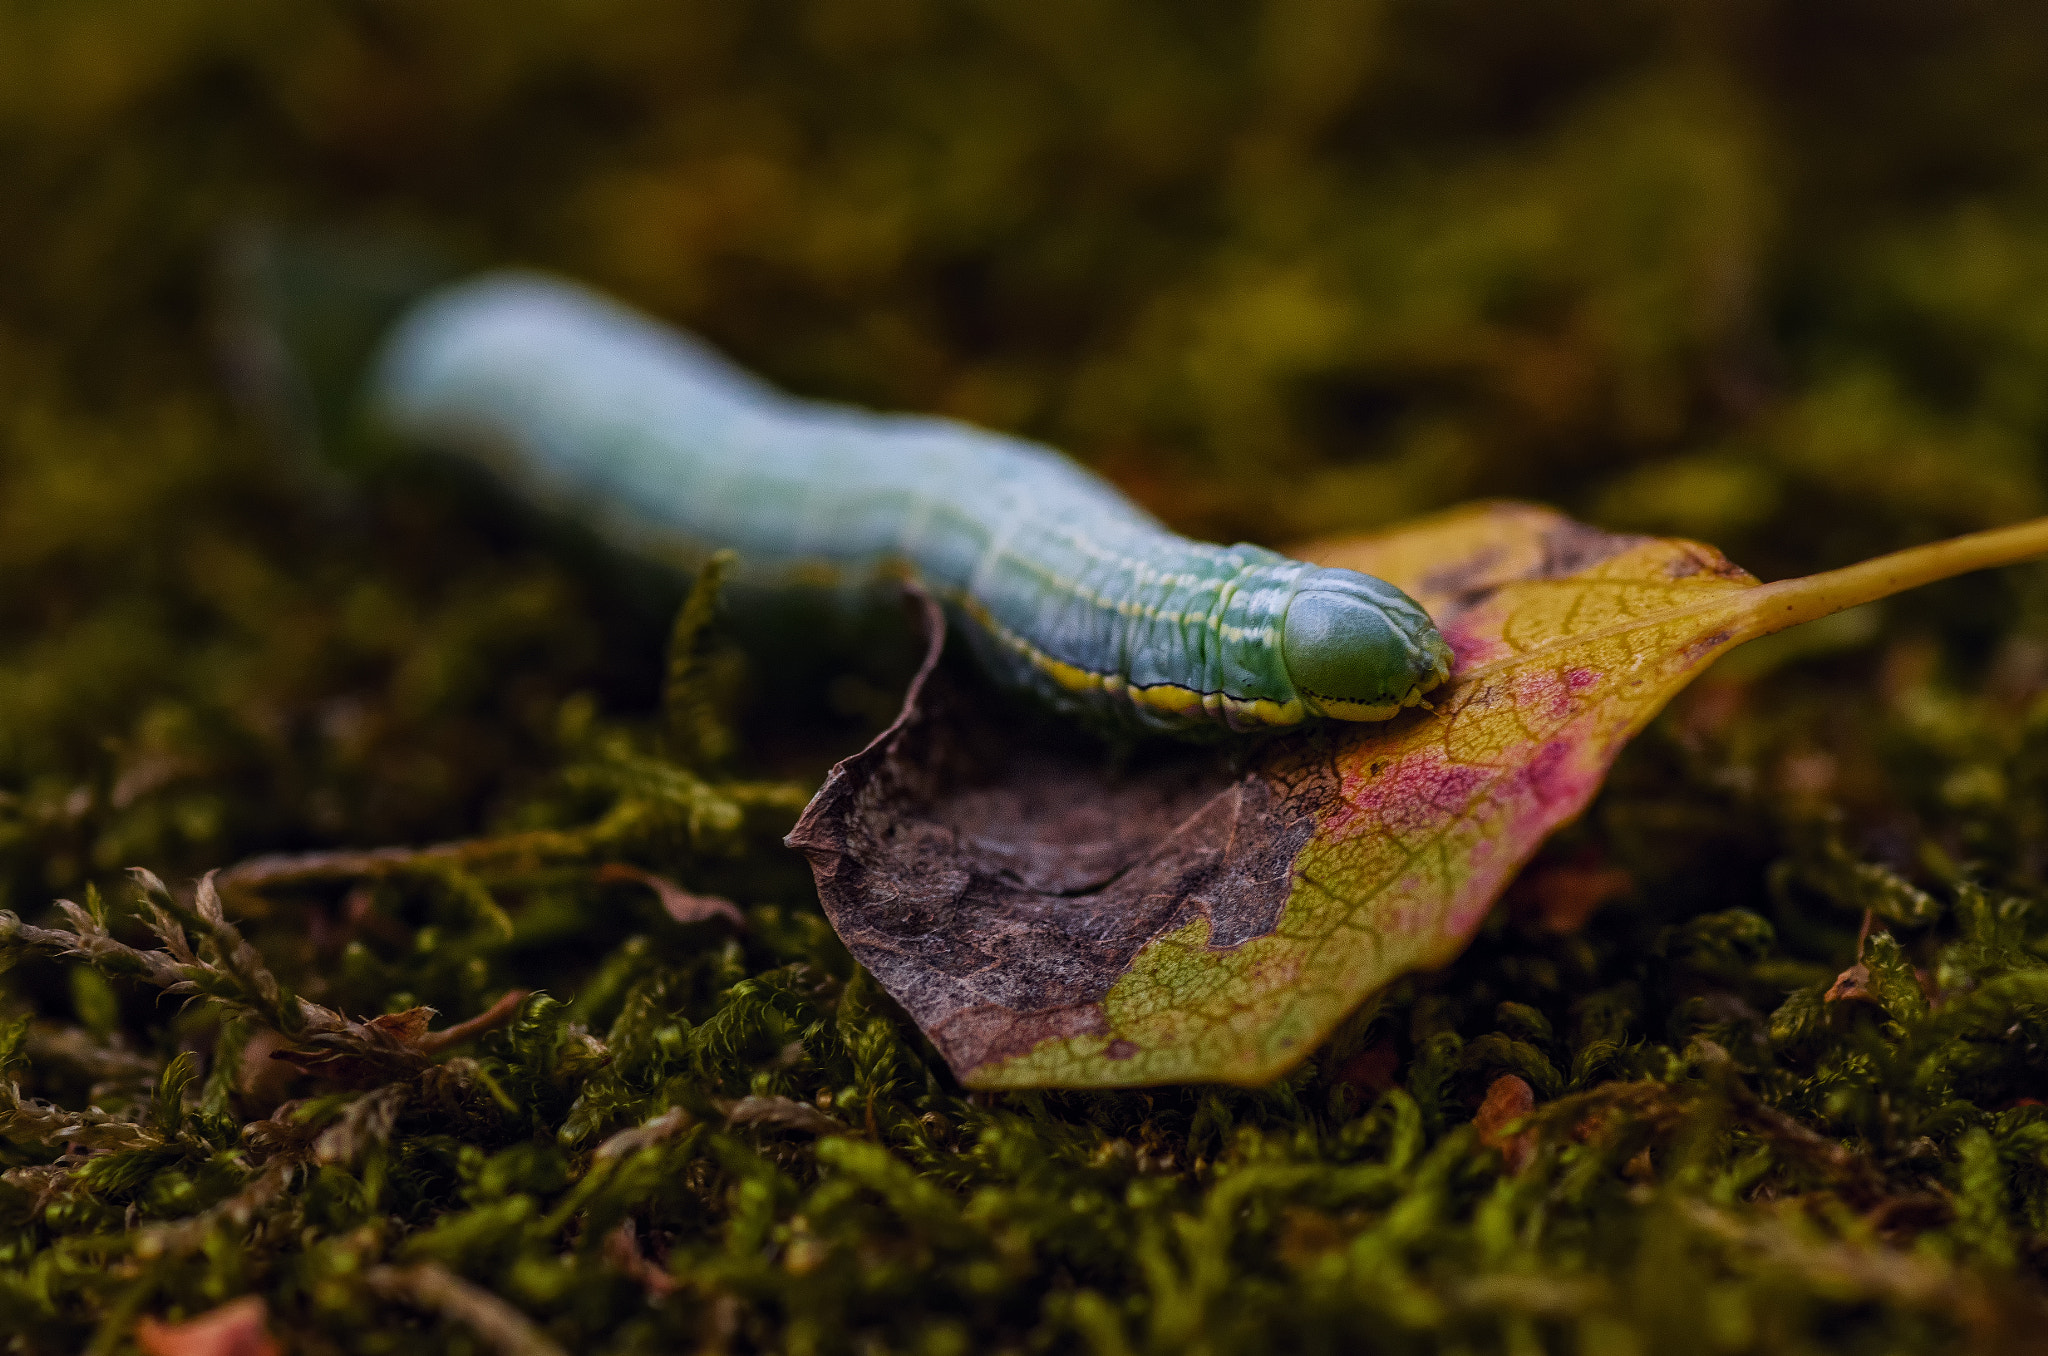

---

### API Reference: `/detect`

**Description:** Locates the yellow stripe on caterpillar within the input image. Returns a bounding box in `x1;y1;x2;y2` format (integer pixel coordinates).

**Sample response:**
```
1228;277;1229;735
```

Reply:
1222;694;1307;726
950;587;1310;728
1130;682;1206;715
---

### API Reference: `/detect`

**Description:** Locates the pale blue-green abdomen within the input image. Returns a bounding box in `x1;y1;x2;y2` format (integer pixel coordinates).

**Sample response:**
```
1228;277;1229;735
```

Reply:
372;273;1449;736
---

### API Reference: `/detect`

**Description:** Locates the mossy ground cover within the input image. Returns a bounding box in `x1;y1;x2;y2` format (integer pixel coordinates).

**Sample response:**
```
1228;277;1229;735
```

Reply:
8;3;2048;1351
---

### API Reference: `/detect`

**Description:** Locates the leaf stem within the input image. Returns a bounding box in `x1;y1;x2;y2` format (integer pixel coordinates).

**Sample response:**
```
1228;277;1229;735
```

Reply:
1739;516;2048;639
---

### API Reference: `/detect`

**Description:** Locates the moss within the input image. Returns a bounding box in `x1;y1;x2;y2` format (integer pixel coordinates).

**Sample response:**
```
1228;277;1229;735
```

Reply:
10;1;2048;1352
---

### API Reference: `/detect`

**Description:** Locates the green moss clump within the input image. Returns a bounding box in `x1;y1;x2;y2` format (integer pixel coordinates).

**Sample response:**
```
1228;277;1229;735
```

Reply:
10;2;2048;1352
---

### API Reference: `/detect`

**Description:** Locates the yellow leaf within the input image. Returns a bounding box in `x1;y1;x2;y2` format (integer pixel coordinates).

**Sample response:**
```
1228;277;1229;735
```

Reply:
793;503;2048;1088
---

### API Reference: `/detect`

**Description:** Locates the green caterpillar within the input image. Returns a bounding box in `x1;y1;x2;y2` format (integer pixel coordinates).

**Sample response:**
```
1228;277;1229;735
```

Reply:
371;273;1452;738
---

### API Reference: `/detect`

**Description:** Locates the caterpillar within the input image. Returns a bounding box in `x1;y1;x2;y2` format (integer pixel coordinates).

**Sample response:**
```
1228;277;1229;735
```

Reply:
370;273;1453;739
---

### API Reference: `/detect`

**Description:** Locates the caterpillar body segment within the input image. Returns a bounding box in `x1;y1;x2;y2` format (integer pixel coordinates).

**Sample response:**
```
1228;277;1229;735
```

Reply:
372;273;1452;739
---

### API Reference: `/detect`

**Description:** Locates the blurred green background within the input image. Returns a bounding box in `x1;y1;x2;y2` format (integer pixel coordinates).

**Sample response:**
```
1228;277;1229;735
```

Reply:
6;0;2048;894
12;8;2048;1350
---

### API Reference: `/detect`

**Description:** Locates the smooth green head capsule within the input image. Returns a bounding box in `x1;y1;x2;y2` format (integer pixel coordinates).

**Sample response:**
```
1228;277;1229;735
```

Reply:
1281;569;1455;721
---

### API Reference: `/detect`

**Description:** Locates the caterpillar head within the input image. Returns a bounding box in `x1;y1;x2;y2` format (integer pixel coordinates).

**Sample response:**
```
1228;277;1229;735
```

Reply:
1281;568;1454;721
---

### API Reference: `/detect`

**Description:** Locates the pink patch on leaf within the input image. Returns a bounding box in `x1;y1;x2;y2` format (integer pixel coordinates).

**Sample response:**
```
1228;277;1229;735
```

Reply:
1511;667;1600;722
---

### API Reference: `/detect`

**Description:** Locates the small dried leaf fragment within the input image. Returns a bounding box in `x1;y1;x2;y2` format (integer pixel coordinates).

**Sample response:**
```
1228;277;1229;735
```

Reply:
1474;1074;1538;1173
135;1297;280;1356
1825;963;1878;1007
366;1007;435;1044
789;504;2048;1088
596;862;745;928
270;988;525;1086
720;1094;845;1136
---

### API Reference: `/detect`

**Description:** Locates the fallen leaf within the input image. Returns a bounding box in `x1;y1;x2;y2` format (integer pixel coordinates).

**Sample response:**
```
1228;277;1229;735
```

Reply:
270;988;527;1086
788;504;2048;1088
136;1297;279;1356
1825;963;1878;1007
593;1106;694;1162
596;862;745;928
365;1007;435;1045
1473;1075;1538;1173
719;1094;845;1136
